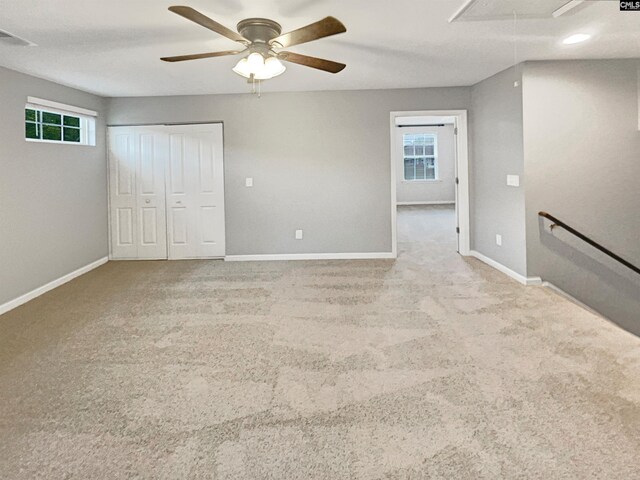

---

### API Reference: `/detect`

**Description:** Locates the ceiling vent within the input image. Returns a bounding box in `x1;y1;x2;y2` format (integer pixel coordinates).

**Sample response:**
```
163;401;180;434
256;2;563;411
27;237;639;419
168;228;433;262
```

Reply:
449;0;588;22
0;29;36;46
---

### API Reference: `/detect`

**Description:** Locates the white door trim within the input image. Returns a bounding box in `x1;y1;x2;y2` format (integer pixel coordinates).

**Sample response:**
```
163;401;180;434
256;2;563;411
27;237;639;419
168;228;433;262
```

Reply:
389;110;470;257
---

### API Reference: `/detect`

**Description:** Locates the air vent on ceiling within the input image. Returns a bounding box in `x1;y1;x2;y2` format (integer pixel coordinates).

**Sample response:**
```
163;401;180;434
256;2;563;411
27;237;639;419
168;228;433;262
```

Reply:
449;0;588;22
0;28;36;46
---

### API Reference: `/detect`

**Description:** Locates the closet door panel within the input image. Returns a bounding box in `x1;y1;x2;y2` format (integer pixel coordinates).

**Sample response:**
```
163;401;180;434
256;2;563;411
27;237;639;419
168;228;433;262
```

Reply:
136;131;168;259
108;126;167;260
166;124;225;259
109;129;138;259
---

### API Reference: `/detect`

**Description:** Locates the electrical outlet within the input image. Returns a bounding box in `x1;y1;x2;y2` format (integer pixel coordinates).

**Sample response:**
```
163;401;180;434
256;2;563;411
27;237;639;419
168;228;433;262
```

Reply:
245;177;253;187
295;229;303;240
496;234;503;246
507;175;520;187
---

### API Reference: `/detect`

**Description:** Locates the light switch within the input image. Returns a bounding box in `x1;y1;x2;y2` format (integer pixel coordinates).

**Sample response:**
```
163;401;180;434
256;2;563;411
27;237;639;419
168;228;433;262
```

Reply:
245;177;253;187
496;234;503;246
295;230;303;240
507;175;520;187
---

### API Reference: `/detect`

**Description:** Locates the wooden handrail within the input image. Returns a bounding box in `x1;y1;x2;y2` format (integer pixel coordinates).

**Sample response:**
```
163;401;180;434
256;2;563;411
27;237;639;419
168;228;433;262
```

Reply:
539;211;640;275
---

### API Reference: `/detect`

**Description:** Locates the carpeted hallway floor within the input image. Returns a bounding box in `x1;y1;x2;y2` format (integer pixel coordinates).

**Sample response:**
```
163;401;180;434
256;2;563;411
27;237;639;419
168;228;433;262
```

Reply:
1;205;639;479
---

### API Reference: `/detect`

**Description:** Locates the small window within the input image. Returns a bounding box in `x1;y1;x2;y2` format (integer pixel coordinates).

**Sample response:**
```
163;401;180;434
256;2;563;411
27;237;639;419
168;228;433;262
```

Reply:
25;100;96;146
403;133;438;181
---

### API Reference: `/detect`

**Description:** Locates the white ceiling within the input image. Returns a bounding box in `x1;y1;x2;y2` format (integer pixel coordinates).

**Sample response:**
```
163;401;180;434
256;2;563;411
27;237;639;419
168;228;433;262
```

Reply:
0;0;638;97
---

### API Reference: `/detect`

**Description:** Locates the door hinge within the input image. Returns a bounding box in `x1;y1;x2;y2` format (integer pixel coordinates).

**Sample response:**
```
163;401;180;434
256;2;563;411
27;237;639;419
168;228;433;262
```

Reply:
456;227;460;234
454;127;458;135
455;177;459;185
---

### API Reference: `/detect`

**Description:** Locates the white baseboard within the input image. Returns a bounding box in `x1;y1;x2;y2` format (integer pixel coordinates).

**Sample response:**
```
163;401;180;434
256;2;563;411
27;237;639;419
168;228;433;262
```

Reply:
225;252;396;262
0;256;109;316
397;201;455;206
469;250;542;286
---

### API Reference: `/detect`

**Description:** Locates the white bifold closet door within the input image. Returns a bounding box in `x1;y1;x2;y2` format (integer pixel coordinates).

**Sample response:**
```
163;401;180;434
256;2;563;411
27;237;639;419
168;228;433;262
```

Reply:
108;126;168;259
166;124;225;259
108;124;225;260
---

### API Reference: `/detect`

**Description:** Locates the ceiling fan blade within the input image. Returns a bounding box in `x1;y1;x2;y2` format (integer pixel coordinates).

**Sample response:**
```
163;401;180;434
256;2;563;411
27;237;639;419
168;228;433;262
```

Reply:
168;6;248;44
270;16;346;48
161;49;246;62
278;52;346;74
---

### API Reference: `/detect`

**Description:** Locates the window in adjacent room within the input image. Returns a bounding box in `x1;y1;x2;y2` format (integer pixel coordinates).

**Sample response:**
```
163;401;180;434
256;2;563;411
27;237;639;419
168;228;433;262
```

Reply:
24;97;96;146
403;133;438;181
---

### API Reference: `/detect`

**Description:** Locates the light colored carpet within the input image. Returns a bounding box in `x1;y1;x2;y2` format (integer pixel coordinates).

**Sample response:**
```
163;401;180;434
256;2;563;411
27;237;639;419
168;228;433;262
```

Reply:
1;205;639;479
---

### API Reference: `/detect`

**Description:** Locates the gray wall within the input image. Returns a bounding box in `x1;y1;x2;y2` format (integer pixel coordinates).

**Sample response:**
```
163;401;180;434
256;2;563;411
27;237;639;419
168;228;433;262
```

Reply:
470;67;527;276
396;125;456;204
0;66;108;306
108;87;470;256
523;60;640;334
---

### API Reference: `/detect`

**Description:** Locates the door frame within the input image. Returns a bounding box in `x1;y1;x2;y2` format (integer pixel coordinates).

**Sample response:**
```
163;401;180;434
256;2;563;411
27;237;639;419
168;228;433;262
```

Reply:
389;110;470;257
106;122;226;260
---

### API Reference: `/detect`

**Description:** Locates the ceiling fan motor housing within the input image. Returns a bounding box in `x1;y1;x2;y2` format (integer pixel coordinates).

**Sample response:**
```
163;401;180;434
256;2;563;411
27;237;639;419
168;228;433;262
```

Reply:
237;18;282;46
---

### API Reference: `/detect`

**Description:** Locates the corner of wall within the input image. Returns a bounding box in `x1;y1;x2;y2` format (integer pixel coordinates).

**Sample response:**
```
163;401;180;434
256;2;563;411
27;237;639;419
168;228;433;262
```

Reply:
469;64;528;278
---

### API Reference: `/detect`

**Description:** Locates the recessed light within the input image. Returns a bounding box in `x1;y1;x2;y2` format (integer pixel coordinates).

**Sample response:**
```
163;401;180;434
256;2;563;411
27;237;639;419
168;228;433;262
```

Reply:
563;33;591;45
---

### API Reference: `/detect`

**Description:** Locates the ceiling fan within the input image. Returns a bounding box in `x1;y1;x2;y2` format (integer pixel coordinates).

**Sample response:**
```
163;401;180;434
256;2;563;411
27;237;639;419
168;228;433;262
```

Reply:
161;6;347;82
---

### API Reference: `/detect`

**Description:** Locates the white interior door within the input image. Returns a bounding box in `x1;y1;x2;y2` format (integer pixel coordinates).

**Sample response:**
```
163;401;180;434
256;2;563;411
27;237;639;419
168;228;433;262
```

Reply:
108;126;168;259
166;124;226;259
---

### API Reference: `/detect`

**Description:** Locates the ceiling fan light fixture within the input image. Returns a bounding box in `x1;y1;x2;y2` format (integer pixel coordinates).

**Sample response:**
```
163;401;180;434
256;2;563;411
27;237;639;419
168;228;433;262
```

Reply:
233;54;286;80
257;57;286;79
232;57;252;78
232;52;265;79
246;52;265;72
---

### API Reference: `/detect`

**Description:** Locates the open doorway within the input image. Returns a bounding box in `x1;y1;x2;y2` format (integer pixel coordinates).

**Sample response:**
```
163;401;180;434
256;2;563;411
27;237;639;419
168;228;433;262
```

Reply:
389;110;470;258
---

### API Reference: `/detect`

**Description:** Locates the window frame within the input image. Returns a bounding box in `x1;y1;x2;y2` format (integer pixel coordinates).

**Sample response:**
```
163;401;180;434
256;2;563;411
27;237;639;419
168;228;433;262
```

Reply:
402;133;440;182
24;99;96;146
